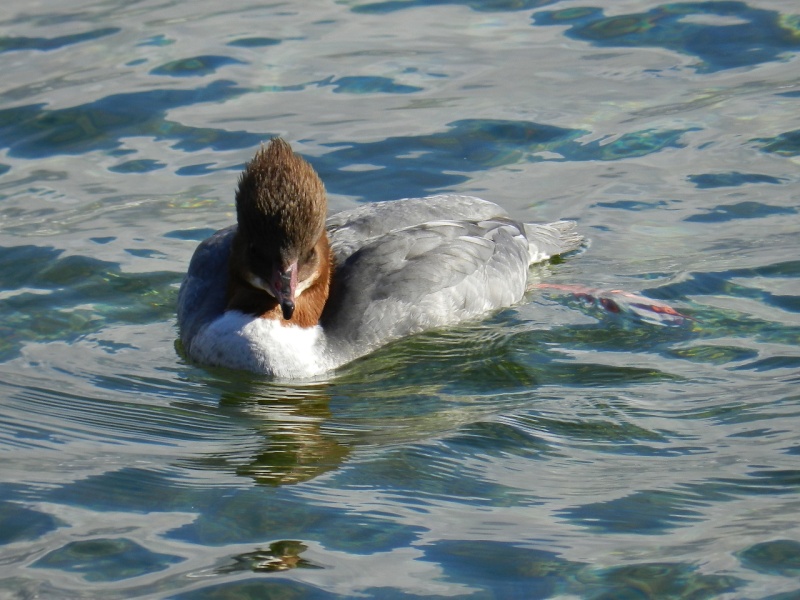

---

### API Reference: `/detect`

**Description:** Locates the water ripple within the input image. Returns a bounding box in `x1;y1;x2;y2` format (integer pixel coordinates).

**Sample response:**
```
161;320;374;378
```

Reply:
0;0;799;597
0;27;120;53
0;81;255;159
533;2;800;72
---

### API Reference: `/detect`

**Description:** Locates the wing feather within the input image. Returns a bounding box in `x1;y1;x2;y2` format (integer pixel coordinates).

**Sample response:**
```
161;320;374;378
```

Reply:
327;195;508;264
322;217;529;351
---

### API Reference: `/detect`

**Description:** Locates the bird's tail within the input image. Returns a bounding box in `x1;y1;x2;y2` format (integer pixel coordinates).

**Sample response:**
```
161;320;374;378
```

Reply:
524;220;585;265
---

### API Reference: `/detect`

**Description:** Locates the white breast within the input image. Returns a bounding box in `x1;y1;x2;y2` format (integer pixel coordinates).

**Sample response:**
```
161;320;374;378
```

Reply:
188;311;331;379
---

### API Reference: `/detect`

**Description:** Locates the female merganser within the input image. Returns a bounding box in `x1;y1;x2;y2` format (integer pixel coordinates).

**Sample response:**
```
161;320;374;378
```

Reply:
177;138;583;378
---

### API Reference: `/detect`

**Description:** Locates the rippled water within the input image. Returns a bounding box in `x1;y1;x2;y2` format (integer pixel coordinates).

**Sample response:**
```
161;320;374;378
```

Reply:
1;0;799;598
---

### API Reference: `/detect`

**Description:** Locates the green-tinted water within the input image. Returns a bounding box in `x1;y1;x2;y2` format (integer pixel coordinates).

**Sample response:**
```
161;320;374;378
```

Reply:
1;0;799;598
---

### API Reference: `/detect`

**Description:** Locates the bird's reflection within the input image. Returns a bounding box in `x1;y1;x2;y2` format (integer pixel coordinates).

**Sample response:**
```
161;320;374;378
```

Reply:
193;317;540;487
217;540;323;573
218;380;350;486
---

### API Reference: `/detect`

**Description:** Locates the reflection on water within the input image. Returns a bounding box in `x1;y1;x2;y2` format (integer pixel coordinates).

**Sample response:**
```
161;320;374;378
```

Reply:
219;385;351;486
217;541;323;573
1;0;799;597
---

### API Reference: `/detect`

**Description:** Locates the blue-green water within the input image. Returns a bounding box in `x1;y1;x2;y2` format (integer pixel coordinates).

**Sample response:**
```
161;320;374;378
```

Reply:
1;0;799;597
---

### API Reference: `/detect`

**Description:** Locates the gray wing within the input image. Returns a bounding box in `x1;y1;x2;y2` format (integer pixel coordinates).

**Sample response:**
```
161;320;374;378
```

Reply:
322;217;530;355
327;195;509;264
177;226;235;348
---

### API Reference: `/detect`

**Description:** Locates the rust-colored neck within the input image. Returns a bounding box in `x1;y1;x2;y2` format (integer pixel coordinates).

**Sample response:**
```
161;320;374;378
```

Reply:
226;233;332;328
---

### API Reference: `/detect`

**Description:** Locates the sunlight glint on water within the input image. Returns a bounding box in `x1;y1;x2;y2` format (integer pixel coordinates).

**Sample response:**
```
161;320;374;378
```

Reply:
1;0;799;598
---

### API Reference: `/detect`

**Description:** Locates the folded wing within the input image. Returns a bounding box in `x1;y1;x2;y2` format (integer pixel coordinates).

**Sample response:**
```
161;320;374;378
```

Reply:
322;216;531;353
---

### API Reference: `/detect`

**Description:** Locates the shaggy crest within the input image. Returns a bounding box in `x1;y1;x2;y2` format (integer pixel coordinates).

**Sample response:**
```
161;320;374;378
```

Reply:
235;138;326;265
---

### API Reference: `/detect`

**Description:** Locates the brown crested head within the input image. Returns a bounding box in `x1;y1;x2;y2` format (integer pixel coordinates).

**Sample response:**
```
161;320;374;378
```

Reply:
235;138;327;268
229;138;332;324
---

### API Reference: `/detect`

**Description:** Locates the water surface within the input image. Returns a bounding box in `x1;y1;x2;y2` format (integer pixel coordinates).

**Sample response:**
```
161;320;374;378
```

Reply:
1;0;799;598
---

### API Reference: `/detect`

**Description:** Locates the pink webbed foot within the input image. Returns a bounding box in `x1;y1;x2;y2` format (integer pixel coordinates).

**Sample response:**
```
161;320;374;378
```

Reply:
533;283;689;326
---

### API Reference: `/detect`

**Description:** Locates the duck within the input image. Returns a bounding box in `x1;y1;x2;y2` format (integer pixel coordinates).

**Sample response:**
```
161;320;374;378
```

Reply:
177;138;583;378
